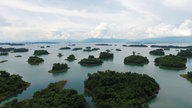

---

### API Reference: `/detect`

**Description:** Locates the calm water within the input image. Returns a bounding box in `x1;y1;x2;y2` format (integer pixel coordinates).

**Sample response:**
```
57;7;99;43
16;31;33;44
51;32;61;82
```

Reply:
0;43;192;108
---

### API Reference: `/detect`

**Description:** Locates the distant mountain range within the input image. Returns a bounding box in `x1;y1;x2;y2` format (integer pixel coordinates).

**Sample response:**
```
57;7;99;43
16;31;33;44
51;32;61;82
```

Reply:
1;36;192;45
81;36;192;44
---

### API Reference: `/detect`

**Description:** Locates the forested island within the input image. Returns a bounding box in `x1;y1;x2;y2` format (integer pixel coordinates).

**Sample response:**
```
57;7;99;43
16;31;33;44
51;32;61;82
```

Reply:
99;51;114;59
27;56;44;65
79;55;103;66
0;71;30;102
124;55;149;65
149;49;165;56
0;60;8;63
0;47;28;53
177;49;192;57
154;54;187;69
65;54;76;61
48;63;69;73
180;71;192;81
84;70;160;108
1;80;86;108
83;47;100;52
33;50;49;56
115;49;122;51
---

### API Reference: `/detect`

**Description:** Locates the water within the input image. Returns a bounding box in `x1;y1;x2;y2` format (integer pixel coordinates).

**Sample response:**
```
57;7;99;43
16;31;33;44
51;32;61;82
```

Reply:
0;43;192;108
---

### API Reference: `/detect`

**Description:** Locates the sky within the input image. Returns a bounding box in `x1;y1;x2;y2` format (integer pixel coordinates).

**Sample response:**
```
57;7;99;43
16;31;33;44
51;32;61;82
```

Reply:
0;0;192;41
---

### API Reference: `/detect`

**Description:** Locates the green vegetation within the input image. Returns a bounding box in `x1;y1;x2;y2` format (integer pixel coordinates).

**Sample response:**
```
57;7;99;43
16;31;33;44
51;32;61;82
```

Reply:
0;60;8;63
1;80;86;108
177;49;192;57
124;55;149;65
0;52;8;56
79;55;103;66
84;70;160;108
49;63;69;73
27;56;44;65
33;50;49;56
65;54;76;61
72;48;83;51
180;71;192;81
59;47;71;50
13;48;28;52
149;49;165;56
0;71;30;102
99;51;114;59
155;54;187;69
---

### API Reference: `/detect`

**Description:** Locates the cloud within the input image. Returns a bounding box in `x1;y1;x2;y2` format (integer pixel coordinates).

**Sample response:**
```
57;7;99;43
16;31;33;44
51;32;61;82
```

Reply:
146;19;192;38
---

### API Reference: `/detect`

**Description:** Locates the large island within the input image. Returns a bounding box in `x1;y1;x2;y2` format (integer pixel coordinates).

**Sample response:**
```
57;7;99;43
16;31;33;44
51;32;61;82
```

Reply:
149;49;165;56
33;50;49;56
1;80;86;108
0;71;30;102
99;51;114;59
154;54;187;69
84;70;160;108
48;63;70;73
79;55;103;66
124;55;149;65
27;56;44;65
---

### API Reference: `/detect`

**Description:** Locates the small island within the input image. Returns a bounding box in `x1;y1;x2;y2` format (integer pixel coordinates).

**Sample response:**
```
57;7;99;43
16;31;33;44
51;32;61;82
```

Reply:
180;71;192;81
33;50;49;56
0;60;8;63
84;70;160;108
79;55;103;66
149;49;165;56
15;55;22;58
57;53;63;58
115;49;121;51
177;49;192;57
27;56;44;65
124;55;149;65
59;47;71;50
99;51;114;59
0;71;30;102
154;54;187;69
1;80;86;108
72;48;83;51
48;63;69;73
65;54;76;61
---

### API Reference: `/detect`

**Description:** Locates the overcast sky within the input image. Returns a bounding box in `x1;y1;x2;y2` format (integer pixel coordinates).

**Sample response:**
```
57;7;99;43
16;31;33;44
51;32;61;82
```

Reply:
0;0;192;41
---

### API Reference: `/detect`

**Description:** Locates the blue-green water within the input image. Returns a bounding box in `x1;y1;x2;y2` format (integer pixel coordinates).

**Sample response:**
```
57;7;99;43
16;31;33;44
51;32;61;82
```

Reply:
0;43;192;108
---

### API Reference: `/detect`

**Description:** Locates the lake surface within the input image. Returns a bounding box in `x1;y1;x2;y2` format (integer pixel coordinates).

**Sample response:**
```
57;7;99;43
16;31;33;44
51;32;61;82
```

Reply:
0;43;192;108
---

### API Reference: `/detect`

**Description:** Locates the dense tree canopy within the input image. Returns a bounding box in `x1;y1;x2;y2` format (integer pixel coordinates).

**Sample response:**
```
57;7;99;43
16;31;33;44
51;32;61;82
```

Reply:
79;55;103;66
72;48;83;51
155;54;187;69
84;70;160;108
49;63;69;73
99;52;114;59
124;55;149;65
177;49;192;57
0;71;30;102
33;50;49;56
1;80;86;108
149;49;165;56
27;56;44;65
